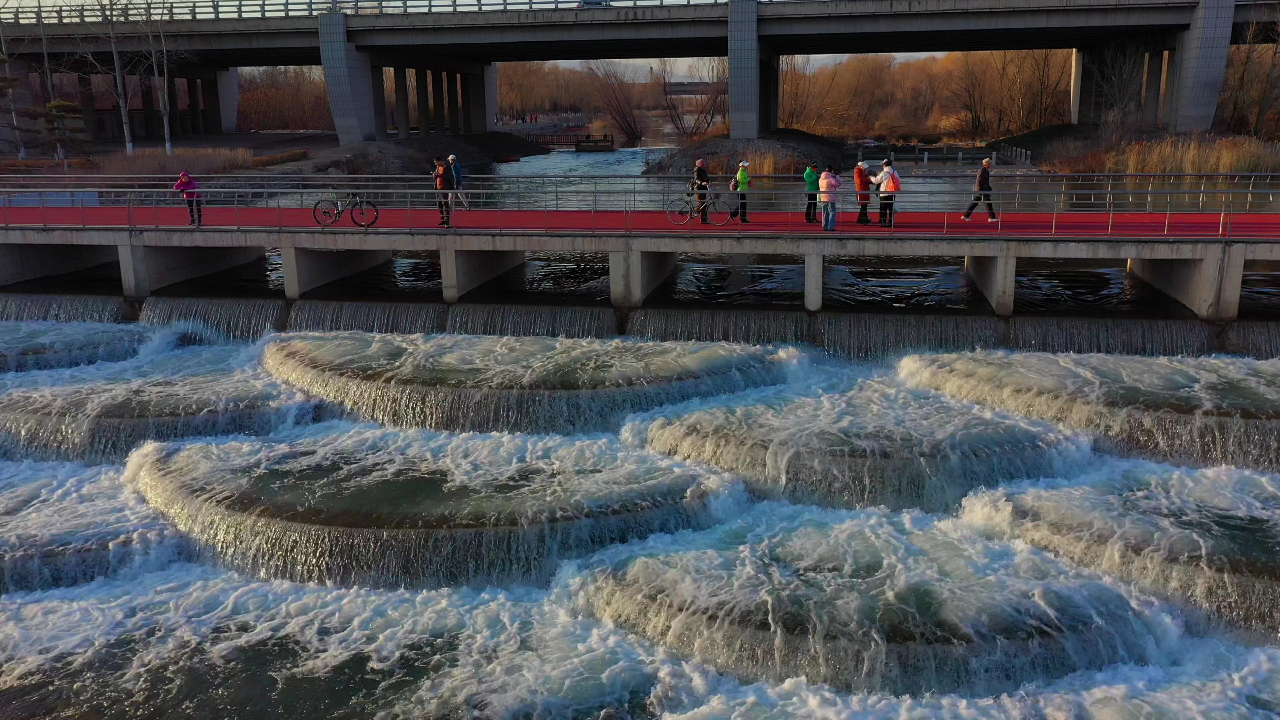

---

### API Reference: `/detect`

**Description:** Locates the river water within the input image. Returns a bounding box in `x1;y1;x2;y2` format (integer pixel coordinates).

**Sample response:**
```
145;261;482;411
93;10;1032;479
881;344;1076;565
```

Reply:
0;296;1278;718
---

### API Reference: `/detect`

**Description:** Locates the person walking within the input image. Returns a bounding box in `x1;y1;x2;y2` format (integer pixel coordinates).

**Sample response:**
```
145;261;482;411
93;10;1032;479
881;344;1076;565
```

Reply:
433;156;454;227
448;154;469;210
693;158;710;224
818;164;842;231
732;160;751;223
853;161;871;225
871;159;900;228
803;163;820;224
962;157;998;222
173;171;202;227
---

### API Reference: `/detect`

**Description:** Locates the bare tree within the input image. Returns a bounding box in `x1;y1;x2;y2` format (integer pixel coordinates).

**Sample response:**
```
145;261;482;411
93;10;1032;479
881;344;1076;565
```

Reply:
136;0;182;154
946;52;988;139
655;57;725;140
1094;45;1146;139
583;59;646;143
69;0;135;154
1219;8;1280;136
0;0;27;158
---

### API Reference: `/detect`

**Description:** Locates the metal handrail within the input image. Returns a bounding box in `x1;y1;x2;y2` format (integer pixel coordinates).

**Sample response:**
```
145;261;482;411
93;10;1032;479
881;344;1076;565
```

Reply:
0;185;1275;239
0;0;728;24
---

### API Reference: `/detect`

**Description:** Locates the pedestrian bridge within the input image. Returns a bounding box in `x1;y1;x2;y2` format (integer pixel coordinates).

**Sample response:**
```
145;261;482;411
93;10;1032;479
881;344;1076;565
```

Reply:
0;173;1273;322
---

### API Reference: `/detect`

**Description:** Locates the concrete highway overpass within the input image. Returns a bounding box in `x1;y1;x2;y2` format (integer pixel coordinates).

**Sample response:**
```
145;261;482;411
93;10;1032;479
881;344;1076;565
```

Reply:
0;0;1268;142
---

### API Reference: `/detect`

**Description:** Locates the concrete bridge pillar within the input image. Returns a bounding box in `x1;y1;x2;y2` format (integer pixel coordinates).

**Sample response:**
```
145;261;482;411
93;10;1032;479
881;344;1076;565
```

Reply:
610;250;676;308
1142;51;1165;130
188;78;204;135
460;73;475;134
214;69;239;134
965;251;1016;317
804;253;822;312
166;76;182;138
118;246;264;298
728;0;777;139
415;67;431;133
1069;48;1100;125
77;74;98;141
281;247;392;299
1167;0;1233;132
319;12;377;144
441;249;525;303
445;71;461;134
484;64;498;132
432;70;447;134
1127;245;1244;320
371;66;388;141
393;67;411;139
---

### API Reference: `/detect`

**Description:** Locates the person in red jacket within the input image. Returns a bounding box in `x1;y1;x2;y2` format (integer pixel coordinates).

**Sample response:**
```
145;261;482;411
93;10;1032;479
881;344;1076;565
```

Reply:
433;157;454;227
173;171;202;227
852;162;871;225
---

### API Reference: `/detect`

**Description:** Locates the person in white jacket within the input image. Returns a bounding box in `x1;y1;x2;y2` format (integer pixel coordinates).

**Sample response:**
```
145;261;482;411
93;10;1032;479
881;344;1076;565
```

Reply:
871;159;901;227
818;165;842;231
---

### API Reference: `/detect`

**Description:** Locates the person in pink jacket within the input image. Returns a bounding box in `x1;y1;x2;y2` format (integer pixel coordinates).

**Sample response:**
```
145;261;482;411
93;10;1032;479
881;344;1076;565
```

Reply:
818;165;842;231
173;172;202;227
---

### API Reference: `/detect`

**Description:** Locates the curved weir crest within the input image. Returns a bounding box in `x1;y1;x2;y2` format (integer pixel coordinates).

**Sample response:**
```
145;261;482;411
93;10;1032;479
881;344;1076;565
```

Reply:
261;332;792;434
125;425;727;588
0;321;151;373
898;351;1280;471
565;502;1173;697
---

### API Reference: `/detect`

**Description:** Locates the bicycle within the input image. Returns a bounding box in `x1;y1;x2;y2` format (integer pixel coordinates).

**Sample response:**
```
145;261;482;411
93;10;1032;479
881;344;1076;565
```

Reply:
666;184;731;226
313;191;379;228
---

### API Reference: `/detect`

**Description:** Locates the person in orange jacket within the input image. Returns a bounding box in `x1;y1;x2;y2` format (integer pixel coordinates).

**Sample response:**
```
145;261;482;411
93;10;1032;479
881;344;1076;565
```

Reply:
871;159;901;227
852;162;872;225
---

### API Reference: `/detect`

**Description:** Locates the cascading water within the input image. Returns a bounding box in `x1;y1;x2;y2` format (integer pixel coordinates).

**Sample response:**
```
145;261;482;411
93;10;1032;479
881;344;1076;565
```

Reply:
813;313;999;359
1226;320;1280;359
569;502;1169;696
261;332;789;433
627;308;812;346
286;299;448;334
1004;316;1218;356
899;351;1280;471
962;461;1280;635
445;303;618;339
0;321;149;372
126;425;718;588
0;461;188;593
628;377;1090;512
0;293;125;323
138;297;286;341
0;346;326;462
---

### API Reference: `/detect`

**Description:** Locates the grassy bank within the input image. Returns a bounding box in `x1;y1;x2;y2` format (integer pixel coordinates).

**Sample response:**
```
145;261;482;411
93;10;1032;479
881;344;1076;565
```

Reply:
1039;135;1280;174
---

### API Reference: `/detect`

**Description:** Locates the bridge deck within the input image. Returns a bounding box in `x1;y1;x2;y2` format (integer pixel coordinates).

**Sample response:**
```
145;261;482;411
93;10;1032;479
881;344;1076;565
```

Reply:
4;207;1278;239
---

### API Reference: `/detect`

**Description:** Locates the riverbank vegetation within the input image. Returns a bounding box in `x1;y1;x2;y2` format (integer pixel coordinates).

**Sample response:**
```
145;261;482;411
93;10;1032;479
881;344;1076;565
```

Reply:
1040;135;1280;174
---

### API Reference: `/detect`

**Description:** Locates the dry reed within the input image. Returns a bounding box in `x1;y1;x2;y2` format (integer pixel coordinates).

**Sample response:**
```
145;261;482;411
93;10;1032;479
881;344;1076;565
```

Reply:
1041;135;1280;174
94;148;254;175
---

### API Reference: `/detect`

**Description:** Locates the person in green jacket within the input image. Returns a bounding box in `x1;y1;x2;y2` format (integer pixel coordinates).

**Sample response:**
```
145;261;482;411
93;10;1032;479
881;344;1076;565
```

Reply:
732;160;751;223
803;163;820;224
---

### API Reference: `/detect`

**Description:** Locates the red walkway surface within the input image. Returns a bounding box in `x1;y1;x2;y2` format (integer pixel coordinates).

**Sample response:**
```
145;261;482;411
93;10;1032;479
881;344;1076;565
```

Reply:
4;206;1280;238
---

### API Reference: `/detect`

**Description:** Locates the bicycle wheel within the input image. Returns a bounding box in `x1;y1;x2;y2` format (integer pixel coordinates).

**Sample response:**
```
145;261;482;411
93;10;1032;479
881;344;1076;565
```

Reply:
351;200;379;228
707;198;733;226
313;199;340;226
665;198;693;225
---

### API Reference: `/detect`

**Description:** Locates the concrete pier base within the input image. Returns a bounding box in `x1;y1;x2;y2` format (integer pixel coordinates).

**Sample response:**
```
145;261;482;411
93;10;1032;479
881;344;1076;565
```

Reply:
319;13;377;145
119;246;264;298
804;253;823;312
610;250;676;308
0;245;117;287
965;252;1016;317
441;249;524;303
1128;246;1244;320
281;248;392;299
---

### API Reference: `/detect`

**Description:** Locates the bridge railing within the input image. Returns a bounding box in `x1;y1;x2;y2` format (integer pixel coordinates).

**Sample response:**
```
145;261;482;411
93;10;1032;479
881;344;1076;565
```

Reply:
0;185;1275;238
3;0;727;24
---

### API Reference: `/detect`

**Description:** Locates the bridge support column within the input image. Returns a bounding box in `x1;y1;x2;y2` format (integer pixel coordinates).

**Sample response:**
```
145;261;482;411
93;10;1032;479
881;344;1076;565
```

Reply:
759;45;779;134
188;79;204;135
166;76;182;139
319;13;377;144
965;252;1016;317
215;69;239;134
610;250;676;308
371;66;388;140
445;72;461;134
1070;48;1100;125
393;67;411;139
118;246;263;298
281;247;392;299
415;67;431;133
804;253;823;312
441;249;524;303
432;70;447;134
484;64;498;132
78;75;98;142
728;0;760;139
1127;246;1244;320
1167;0;1232;132
460;73;475;133
1142;50;1164;129
0;244;117;287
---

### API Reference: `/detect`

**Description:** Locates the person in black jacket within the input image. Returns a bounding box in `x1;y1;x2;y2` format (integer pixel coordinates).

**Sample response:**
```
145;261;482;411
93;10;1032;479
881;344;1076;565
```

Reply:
693;159;710;224
962;157;997;222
